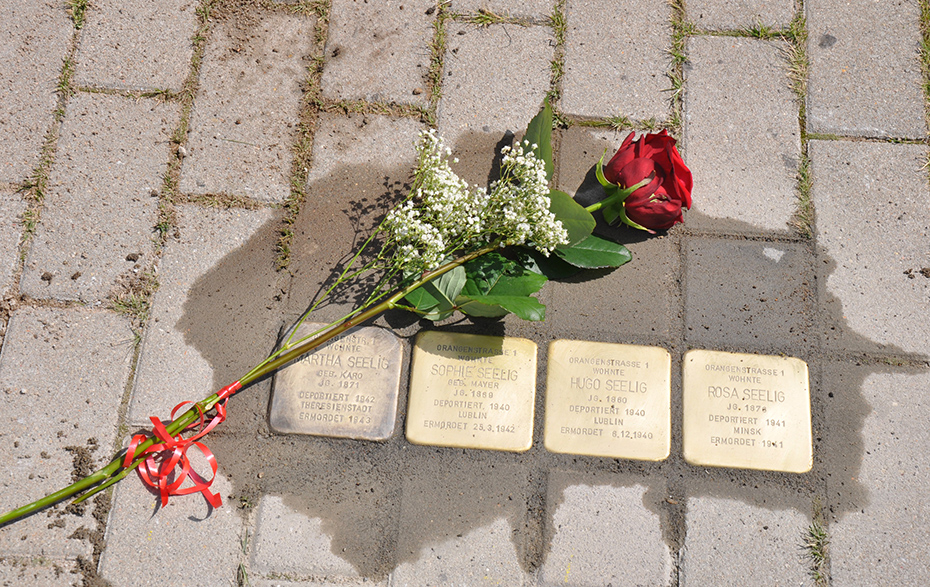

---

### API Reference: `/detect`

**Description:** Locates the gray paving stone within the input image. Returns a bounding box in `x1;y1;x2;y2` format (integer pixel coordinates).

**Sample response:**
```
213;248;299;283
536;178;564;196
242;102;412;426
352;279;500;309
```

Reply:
684;237;814;351
0;2;72;184
73;0;197;92
251;495;362;578
561;0;670;121
687;0;795;30
20;92;179;302
244;452;399;581
0;558;77;587
547;231;678;341
679;495;810;586
290;113;423;323
0;307;133;559
683;36;800;234
128;205;278;426
99;468;242;587
305;113;424;185
393;461;531;587
809;140;930;356
550;126;679;340
540;470;672;587
437;22;553;182
0;187;26;293
178;12;313;204
824;367;930;586
807;0;926;139
321;0;433;106
453;0;554;19
253;580;386;587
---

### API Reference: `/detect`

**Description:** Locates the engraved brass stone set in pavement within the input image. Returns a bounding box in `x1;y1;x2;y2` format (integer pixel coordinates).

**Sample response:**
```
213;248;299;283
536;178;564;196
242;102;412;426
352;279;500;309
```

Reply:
272;330;811;472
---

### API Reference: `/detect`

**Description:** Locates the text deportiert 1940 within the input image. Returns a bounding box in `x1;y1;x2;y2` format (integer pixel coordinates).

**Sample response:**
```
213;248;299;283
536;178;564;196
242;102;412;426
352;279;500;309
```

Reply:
544;341;671;460
406;331;537;452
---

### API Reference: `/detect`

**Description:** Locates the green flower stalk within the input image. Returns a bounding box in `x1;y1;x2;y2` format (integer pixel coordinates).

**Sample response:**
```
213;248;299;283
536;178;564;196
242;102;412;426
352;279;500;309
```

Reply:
0;128;566;526
0;242;499;526
0;103;671;527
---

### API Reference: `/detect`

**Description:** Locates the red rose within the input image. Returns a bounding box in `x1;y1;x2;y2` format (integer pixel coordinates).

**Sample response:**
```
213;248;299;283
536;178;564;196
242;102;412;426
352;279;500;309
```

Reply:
603;131;692;230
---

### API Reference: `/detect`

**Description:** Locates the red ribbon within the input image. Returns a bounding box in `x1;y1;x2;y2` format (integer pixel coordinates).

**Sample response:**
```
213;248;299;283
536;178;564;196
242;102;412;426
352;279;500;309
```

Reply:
124;381;242;508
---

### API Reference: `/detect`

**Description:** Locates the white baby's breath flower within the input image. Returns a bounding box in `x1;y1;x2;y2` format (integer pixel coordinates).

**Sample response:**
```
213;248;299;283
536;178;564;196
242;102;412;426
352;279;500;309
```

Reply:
383;131;568;273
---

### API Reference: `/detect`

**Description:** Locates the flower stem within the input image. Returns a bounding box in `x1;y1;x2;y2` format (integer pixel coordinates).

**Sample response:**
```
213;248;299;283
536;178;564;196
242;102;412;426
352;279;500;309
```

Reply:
0;243;498;527
584;176;653;213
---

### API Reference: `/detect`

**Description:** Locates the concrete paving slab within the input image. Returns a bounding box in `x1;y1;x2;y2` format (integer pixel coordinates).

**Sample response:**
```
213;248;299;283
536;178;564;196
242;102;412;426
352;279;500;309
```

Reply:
0;558;77;587
551;126;679;341
0;2;72;184
825;367;930;587
394;517;531;586
393;460;531;587
321;0;433;106
178;11;313;204
679;495;810;586
687;0;795;30
453;0;554;19
540;470;672;587
0;307;133;559
234;450;400;581
251;495;362;578
128;205;278;426
548;232;678;341
807;0;927;139
290;113;423;323
73;0;197;92
684;237;815;352
0;187;26;294
437;22;553;185
253;580;386;587
809;140;930;356
684;36;799;234
561;0;670;121
98;469;242;587
20;93;179;302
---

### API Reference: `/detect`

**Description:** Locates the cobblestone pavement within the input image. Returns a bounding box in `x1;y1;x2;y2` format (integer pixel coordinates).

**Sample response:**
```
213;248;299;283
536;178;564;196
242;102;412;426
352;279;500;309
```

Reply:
1;0;928;585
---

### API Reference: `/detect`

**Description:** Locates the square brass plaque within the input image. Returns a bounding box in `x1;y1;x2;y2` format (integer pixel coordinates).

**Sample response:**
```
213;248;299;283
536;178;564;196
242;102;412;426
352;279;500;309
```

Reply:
544;340;671;460
682;349;812;473
269;323;403;440
406;331;538;452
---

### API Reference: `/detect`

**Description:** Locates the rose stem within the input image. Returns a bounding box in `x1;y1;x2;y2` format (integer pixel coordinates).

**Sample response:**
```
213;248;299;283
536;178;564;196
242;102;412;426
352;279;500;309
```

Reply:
0;244;498;527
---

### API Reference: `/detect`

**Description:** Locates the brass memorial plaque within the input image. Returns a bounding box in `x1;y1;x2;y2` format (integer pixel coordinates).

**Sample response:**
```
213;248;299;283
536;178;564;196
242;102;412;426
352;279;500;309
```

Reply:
406;331;538;452
269;323;403;440
682;349;812;473
544;341;671;460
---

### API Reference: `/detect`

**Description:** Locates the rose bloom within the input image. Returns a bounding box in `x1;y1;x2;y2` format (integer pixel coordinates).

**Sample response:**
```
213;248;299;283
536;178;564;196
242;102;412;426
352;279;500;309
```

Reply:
603;130;693;230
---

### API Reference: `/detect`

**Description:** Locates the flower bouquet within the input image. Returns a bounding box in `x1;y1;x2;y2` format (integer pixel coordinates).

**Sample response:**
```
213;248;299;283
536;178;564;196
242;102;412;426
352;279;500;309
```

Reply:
0;102;691;526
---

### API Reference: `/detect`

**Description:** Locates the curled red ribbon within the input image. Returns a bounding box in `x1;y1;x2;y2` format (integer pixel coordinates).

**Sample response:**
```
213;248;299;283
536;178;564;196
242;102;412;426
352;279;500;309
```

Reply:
123;381;242;508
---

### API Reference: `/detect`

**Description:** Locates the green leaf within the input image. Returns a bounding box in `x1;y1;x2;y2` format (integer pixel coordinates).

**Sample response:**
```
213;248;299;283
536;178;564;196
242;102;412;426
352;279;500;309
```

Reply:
554;235;632;268
460;253;547;298
524;101;553;180
456;252;548;320
458;294;547;321
602;198;623;225
512;248;581;280
404;265;466;321
548;189;595;248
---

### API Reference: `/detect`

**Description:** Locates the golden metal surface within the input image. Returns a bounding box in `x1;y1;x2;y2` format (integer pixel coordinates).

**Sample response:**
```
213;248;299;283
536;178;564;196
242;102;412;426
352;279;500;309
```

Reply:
682;349;812;473
544;340;670;460
269;323;403;440
406;331;537;452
